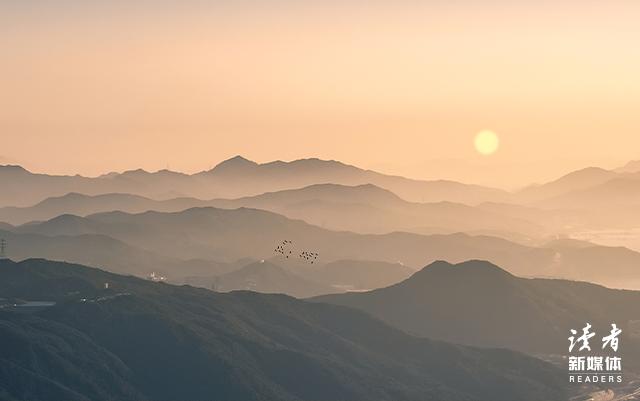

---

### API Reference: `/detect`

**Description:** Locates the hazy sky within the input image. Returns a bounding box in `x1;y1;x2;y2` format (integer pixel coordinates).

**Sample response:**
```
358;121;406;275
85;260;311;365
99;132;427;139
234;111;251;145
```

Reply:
2;0;640;188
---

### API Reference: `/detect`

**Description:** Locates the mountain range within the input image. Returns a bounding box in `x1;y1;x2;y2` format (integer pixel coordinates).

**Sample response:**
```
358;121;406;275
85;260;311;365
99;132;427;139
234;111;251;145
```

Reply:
6;156;640;236
515;165;640;219
0;258;567;401
3;156;640;399
0;185;544;240
314;260;640;363
6;206;640;289
0;156;510;208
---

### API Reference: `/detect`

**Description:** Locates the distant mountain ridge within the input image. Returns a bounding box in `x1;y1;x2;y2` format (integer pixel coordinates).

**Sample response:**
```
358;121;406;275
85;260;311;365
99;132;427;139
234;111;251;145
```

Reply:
5;156;640;211
516;167;618;203
7;157;640;236
515;162;640;211
0;156;510;207
0;192;209;225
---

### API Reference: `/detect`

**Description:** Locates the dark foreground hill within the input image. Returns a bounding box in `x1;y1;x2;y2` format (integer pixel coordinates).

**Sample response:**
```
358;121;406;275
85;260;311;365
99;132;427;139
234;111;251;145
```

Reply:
0;259;567;401
314;260;640;360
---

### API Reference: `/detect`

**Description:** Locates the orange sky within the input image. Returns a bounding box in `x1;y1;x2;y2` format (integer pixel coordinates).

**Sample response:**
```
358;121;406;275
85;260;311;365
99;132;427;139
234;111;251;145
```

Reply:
1;1;640;188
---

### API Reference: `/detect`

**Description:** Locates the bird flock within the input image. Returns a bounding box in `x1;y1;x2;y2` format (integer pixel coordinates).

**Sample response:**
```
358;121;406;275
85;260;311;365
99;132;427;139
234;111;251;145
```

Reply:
274;240;294;258
299;251;319;264
274;240;319;264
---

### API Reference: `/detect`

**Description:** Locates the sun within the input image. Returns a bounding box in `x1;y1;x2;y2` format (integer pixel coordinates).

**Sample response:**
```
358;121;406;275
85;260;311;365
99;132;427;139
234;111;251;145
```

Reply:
474;130;500;156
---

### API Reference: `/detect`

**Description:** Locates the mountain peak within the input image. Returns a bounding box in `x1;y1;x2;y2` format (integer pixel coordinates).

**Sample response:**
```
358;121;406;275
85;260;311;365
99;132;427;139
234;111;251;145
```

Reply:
0;164;30;174
210;155;258;172
415;259;513;280
120;168;151;176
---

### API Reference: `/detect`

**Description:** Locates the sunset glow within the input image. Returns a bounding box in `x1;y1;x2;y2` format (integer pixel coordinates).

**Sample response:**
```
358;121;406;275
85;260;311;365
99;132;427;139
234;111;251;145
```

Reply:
1;1;640;187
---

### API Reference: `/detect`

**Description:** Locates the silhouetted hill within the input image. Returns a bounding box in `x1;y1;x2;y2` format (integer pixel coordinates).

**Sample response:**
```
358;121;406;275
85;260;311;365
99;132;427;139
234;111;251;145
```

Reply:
0;259;567;401
314;260;640;357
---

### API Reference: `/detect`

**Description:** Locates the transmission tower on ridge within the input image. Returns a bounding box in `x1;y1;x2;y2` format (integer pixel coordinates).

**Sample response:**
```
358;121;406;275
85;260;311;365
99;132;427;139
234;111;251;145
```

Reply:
0;238;6;259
